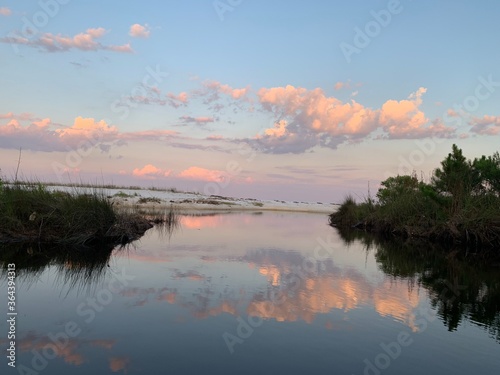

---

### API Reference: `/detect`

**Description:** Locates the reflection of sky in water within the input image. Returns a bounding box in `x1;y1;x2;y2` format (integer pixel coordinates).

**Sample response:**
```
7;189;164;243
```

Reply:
1;212;499;374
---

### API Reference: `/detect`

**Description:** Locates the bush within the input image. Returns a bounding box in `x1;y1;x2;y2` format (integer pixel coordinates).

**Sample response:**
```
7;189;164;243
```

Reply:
330;145;500;252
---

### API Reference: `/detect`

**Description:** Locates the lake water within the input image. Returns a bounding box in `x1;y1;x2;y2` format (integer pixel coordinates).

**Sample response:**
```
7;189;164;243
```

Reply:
1;211;499;374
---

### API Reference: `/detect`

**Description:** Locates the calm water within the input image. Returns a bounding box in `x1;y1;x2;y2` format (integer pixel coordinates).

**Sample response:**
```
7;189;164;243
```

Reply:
1;211;499;374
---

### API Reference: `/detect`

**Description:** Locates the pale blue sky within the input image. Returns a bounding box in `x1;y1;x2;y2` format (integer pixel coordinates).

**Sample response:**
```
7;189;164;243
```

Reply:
1;0;499;201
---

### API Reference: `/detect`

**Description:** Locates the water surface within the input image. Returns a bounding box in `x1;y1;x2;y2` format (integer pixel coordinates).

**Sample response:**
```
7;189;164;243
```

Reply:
1;211;499;374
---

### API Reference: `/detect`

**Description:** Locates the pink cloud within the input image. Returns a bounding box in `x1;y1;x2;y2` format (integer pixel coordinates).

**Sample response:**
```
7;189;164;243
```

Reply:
32;118;51;128
132;164;171;178
0;114;58;151
167;91;189;107
252;85;455;153
0;7;11;16
263;120;287;137
204;80;250;99
258;86;377;136
379;87;430;137
178;166;227;182
129;23;150;38
128;86;189;108
62;167;81;175
1;28;133;53
107;43;133;53
179;116;214;125
0;113;179;152
334;81;350;90
206;134;224;140
0;112;33;120
195;81;250;105
56;116;118;139
469;115;500;135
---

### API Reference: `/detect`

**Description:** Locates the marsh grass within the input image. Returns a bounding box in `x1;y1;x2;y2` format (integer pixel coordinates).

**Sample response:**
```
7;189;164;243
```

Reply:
0;179;163;246
123;204;180;239
40;180;200;195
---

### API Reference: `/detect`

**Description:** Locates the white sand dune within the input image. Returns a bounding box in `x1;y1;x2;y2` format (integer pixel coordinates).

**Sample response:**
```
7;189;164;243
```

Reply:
46;185;338;214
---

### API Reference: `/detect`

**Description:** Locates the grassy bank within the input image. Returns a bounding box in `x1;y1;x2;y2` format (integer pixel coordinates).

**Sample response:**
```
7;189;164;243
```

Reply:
0;180;161;246
329;145;500;253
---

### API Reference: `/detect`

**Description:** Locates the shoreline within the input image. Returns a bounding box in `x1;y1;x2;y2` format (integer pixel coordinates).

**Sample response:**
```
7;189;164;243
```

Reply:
115;200;338;214
0;182;336;246
45;185;339;214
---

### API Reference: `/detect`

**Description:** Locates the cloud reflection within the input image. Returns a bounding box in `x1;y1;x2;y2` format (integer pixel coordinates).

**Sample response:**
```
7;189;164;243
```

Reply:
244;249;421;329
109;356;131;373
116;248;422;331
14;333;123;367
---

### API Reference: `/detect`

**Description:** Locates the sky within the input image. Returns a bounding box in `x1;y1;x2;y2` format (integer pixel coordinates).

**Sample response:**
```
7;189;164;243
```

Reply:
1;0;500;202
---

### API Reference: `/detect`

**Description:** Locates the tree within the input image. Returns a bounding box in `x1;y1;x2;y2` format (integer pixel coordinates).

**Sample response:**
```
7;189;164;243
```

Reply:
431;144;474;215
377;174;420;205
472;152;500;195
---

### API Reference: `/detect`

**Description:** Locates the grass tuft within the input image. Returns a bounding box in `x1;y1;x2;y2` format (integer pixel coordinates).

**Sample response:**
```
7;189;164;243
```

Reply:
0;179;165;246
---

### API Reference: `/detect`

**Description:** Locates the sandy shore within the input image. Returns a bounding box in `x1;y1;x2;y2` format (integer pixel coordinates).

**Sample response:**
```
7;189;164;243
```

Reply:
112;190;338;214
47;186;338;214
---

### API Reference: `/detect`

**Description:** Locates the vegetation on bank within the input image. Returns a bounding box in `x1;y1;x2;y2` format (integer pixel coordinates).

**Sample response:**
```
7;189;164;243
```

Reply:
40;180;199;195
329;145;500;252
0;179;175;246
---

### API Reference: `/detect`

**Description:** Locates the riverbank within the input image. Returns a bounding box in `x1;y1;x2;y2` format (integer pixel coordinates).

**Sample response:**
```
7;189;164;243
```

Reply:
329;198;500;258
42;184;337;214
0;182;162;246
0;180;336;245
329;145;500;256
